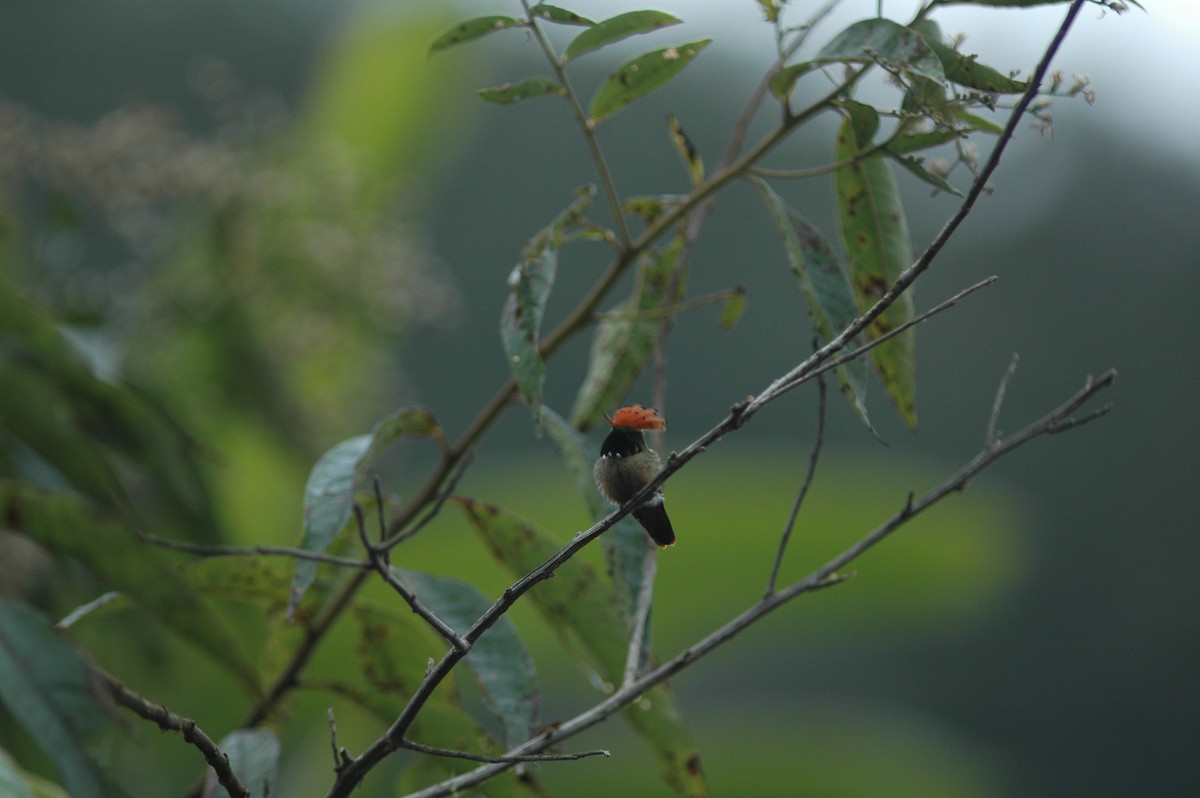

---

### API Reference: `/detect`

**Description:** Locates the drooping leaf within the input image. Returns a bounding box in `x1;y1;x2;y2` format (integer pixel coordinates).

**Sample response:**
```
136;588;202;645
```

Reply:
428;16;522;56
500;187;596;424
477;76;565;105
589;40;712;125
564;10;681;61
0;599;116;798
0;482;261;694
667;114;704;186
207;729;279;798
570;238;685;432
456;499;708;798
530;4;594;26
718;289;748;331
887;152;964;197
770;60;818;100
817;18;944;84
290;407;443;614
397;569;539;747
834;116;918;428
750;177;878;437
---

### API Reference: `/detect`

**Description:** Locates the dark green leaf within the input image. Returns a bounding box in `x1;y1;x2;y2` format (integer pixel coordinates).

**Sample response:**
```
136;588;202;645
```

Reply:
530;4;594;26
839;99;880;147
456;499;707;797
719;289;748;330
477;76;565;104
834;116;918;429
210;729;279;798
0;749;36;798
817;18;944;84
540;405;605;519
429;16;522;56
750;177;878;436
770;60;817;100
667;114;704;186
291;408;443;614
886;129;963;155
569;238;684;431
564;10;681;61
887;152;964;197
0;599;112;798
588;39;712;124
398;570;539;747
0;482;261;693
931;43;1026;93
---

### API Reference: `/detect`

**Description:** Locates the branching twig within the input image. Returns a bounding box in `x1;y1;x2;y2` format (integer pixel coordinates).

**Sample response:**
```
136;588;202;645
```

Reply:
140;535;370;569
987;353;1021;447
400;738;610;764
99;669;248;798
766;367;827;597
393;367;1116;798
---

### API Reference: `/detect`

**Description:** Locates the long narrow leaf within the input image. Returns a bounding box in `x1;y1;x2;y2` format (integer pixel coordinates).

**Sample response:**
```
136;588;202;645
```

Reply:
817;18;944;84
564;10;680;61
477;77;565;105
429;16;522;56
456;499;708;798
834;116;918;428
589;40;712;125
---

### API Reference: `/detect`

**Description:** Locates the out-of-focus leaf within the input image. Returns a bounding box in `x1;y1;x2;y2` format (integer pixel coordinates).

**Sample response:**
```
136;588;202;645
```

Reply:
456;499;708;798
939;0;1139;8
770;61;817;100
756;0;781;23
570;237;685;432
564;10;681;61
750;177;878;437
839;99;880;148
955;109;1004;134
541;406;605;519
0;749;35;798
886;129;963;155
398;569;539;747
589;40;712;124
817;18;944;84
927;40;1027;93
888;153;964;197
477;77;565;104
429;16;522;56
719;289;748;331
501;187;597;425
0;599;115;798
290;407;443;615
0;483;260;693
834;115;918;429
206;729;279;798
622;194;687;226
667;114;704;186
530;4;594;26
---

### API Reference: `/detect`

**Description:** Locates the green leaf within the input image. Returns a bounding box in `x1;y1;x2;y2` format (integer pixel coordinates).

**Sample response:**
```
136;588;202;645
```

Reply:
955;108;1004;134
719;289;748;331
887;152;964;197
456;499;708;797
501;188;597;424
210;729;279;798
0;482;261;694
564;10;681;61
839;99;880;147
886;129;963;155
428;16;522;56
0;749;35;798
477;76;565;104
290;407;443;614
0;600;113;798
540;405;605;519
530;4;594;26
770;61;818;100
622;194;687;225
913;23;1027;94
667;114;704;186
834;116;918;429
817;18;944;84
588;39;712;125
750;177;878;436
397;570;539;747
569;238;685;431
756;0;781;23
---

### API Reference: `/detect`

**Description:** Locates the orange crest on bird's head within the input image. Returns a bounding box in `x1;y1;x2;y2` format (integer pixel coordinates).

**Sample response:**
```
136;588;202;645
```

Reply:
605;404;667;431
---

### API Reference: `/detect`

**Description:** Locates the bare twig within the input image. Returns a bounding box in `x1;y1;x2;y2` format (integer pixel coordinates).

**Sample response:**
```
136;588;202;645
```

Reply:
380;452;472;553
400;738;610;764
987;353;1021;447
766;367;827;597
622;540;659;687
56;591;121;630
99;669;248;798
140;535;370;569
394;368;1115;798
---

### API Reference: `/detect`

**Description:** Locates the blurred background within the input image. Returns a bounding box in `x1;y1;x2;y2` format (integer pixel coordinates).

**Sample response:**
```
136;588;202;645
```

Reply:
1;0;1196;796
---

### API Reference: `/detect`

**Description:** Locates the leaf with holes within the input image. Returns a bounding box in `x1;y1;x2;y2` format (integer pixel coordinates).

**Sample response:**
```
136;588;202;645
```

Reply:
477;76;565;104
589;40;712;124
834;115;917;429
564;10;680;61
530;4;594;27
818;18;944;84
429;16;522;56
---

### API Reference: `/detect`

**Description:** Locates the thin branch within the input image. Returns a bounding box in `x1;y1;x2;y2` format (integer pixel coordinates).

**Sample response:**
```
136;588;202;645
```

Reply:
56;591;121;630
593;287;742;323
622;541;659;687
99;669;248;798
766;367;827;597
987;353;1021;447
140;535;370;569
400;738;610;764
394;367;1115;798
381;452;473;552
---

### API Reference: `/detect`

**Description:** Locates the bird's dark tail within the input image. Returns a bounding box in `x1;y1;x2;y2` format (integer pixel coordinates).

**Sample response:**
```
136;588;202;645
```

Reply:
633;496;676;548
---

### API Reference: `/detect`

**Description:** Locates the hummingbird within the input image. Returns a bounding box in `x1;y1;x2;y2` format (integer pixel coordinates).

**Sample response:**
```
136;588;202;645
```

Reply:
593;404;676;547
